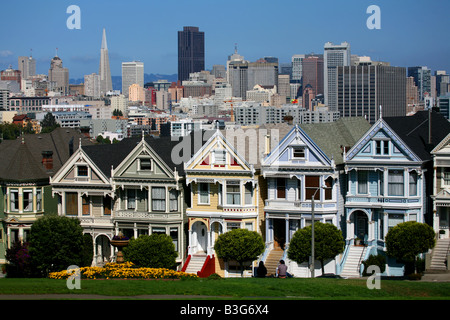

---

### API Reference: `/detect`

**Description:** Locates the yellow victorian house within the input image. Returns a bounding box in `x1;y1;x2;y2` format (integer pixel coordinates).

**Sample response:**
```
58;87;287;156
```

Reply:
182;129;265;277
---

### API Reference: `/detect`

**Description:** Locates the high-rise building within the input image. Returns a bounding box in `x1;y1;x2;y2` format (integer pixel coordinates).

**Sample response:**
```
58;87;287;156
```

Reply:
436;71;449;97
121;61;144;97
99;28;113;96
84;73;101;99
408;66;431;101
178;26;205;82
302;54;324;97
336;63;406;123
291;54;305;82
48;53;69;95
247;60;278;90
324;42;350;110
18;54;36;79
228;60;249;99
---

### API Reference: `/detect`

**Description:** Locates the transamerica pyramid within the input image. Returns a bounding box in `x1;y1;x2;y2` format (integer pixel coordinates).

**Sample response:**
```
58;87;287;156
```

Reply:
99;28;112;95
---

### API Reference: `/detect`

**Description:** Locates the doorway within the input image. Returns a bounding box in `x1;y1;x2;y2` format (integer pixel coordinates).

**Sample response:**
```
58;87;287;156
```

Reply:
192;221;208;253
354;211;368;244
273;219;286;249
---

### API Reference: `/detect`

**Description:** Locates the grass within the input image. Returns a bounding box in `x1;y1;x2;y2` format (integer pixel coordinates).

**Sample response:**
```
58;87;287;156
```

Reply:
0;277;449;300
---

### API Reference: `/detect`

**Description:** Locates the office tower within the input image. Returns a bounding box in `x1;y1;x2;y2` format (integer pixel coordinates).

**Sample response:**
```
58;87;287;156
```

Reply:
212;65;226;79
278;74;291;102
337;63;406;123
406;76;420;112
436;71;449;97
84;73;101;98
228;60;249;99
48;53;69;95
121;61;144;97
291;54;305;82
302;54;324;97
227;45;246;84
408;66;431;101
247;60;278;89
178;26;205;82
324;41;350;110
18;54;36;79
99;28;113;95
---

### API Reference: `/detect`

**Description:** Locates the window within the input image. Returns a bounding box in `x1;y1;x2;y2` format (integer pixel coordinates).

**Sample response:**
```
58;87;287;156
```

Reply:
198;183;209;204
305;176;320;200
152;187;166;211
36;188;42;211
213;149;226;165
297;179;301;200
152;227;166;235
276;178;286;199
358;171;368;194
388;214;404;231
23;189;33;212
82;195;90;215
77;165;88;177
409;172;418;196
227;222;240;231
103;196;112;215
293;147;305;159
388;170;404;196
443;168;450;185
325;176;333;200
127;189;136;209
169;189;178;212
170;227;179;251
65;192;78;215
139;158;152;171
244;182;253;205
375;140;390;155
227;183;241;205
10;189;19;211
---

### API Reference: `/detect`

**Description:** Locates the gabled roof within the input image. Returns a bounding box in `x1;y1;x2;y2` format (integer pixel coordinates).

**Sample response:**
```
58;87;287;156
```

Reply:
383;110;450;161
0;128;93;183
299;117;371;165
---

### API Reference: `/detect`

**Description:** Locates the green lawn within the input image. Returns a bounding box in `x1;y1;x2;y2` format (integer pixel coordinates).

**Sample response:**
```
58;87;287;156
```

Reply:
0;277;449;300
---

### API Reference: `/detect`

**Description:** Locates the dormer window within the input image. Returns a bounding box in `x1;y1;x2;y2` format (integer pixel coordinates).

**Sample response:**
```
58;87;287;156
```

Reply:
292;147;305;159
139;158;152;171
375;140;390;155
213;149;226;165
77;165;88;177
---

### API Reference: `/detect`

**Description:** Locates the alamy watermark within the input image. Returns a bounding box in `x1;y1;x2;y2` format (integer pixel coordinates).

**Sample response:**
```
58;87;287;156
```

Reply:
66;265;81;290
66;5;81;30
366;265;381;289
366;5;381;30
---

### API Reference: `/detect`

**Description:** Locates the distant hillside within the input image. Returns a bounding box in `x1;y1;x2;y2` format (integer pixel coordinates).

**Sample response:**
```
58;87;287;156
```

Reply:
70;73;178;91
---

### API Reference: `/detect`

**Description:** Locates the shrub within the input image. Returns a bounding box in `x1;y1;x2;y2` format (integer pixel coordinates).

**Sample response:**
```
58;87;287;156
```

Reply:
5;241;34;277
28;215;85;277
362;254;386;276
81;234;94;267
123;234;177;269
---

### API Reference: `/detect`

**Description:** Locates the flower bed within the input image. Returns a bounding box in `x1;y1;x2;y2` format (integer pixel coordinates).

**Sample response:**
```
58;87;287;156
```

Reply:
48;262;198;280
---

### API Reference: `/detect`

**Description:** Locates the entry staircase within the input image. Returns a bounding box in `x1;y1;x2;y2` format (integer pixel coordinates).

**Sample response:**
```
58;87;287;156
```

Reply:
264;248;284;276
428;238;450;272
340;245;366;278
184;253;207;275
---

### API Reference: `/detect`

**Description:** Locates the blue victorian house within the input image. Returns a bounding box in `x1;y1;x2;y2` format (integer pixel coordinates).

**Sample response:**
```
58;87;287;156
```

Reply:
341;110;450;277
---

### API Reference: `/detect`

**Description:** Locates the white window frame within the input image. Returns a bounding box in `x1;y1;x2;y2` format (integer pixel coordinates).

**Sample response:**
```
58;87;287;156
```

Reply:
198;183;210;205
138;158;152;171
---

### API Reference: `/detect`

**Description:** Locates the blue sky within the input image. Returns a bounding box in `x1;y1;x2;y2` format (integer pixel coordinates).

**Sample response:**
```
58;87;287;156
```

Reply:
1;0;449;78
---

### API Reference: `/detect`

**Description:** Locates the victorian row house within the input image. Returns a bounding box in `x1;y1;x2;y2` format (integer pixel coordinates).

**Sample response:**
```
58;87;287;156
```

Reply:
50;134;190;266
0;128;92;264
2;111;449;276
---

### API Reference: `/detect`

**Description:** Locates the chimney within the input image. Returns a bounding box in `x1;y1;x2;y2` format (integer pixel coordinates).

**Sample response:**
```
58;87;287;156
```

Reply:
42;151;53;170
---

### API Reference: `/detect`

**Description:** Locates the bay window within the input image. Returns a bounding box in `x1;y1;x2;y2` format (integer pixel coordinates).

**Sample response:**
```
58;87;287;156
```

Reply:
388;170;404;196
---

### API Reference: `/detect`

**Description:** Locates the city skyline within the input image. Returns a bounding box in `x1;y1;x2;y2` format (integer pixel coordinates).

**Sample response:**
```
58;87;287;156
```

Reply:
0;0;449;79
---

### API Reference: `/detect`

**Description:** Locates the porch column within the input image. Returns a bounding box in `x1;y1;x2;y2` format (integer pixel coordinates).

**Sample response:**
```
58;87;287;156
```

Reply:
383;211;388;240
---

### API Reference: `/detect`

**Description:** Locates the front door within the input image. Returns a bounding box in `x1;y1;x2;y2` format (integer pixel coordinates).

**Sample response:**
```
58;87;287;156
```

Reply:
273;219;286;249
193;221;207;253
355;212;368;243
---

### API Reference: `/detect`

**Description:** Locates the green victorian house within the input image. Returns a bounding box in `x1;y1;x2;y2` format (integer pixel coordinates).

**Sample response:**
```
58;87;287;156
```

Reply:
0;128;92;264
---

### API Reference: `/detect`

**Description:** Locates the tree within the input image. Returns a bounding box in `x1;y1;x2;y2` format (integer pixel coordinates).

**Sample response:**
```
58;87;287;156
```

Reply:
385;221;435;274
214;228;264;277
112;109;123;117
28;215;85;277
288;222;345;275
123;234;178;269
40;112;60;133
